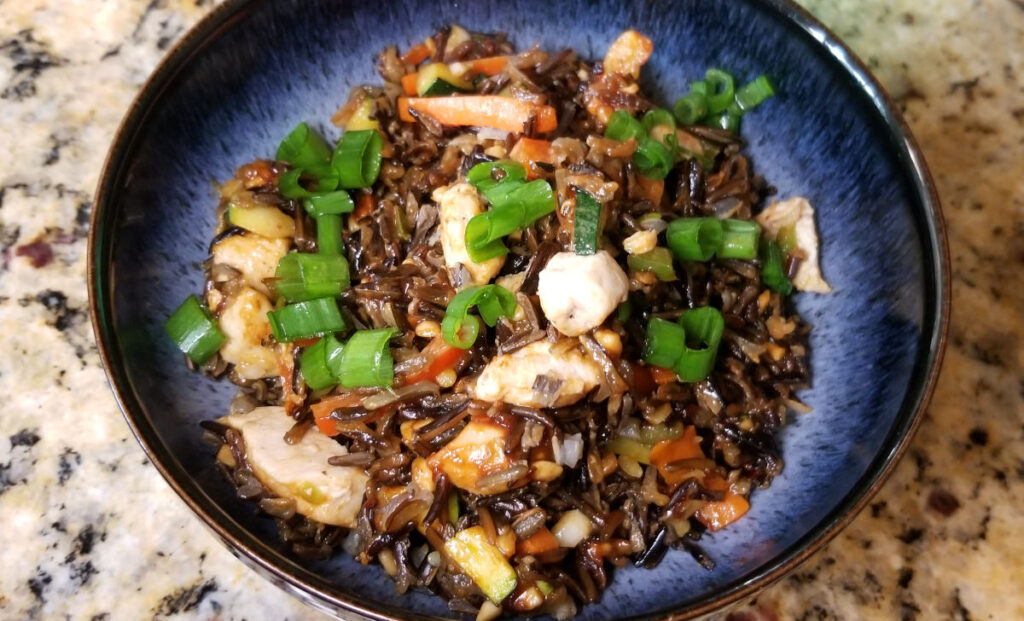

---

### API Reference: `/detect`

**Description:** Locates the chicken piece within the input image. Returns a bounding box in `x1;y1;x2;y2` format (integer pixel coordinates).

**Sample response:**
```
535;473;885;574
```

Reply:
211;233;290;296
434;182;505;287
219;406;368;527
537;251;629;336
427;417;520;495
603;30;653;79
473;339;605;408
755;197;832;293
218;287;279;380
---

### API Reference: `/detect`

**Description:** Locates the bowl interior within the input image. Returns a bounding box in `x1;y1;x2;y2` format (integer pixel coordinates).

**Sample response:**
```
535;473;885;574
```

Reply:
92;0;944;618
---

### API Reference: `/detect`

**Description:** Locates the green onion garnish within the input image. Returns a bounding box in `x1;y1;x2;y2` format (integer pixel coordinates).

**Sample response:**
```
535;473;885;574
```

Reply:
760;239;794;295
303;191;355;217
277;122;332;170
704;69;736;115
718;218;761;259
336;328;396;388
642;307;724;382
605;110;644;142
164;295;226;365
464;173;556;262
278;167;340;199
642;317;687;369
673;92;708;126
441;285;517;349
467;160;527;193
315;214;343;256
267;297;347;342
572;189;601;255
675;306;725;382
666;217;724;262
300;336;338;391
333;129;382;189
735;75;775;112
710;104;743;134
627;247;677;281
617;297;633;322
633;136;674;180
274;252;350;302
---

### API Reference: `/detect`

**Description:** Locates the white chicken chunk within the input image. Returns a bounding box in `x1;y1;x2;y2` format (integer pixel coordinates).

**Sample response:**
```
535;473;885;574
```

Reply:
219;406;368;527
537;251;629;336
434;182;505;287
473;340;604;408
211;233;289;296
218;287;279;380
755;197;832;293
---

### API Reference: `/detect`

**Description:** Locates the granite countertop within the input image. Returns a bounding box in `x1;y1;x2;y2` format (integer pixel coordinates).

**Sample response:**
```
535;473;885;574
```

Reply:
1;0;1021;619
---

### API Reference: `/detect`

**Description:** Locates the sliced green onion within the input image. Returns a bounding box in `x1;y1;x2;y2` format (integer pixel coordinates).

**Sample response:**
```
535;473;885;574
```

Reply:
511;179;557;223
617;297;633;322
643;317;686;369
465;180;556;260
279;166;340;199
300;336;338;391
315;213;343;256
777;224;798;255
333;129;382;189
673;92;708;126
337;328;396;388
675;306;724;382
627;247;677;281
735;74;775;112
303;191;355;218
441;285;516;349
718;218;761;259
572;189;601;255
274;252;350;302
710;105;742;133
760;239;794;295
277;122;332;169
633;136;674;180
267;297;347;343
641;108;677;135
164;295;226;365
481;179;524;207
690;80;708;97
605;110;644;142
465;238;509;263
467;160;526;193
705;68;736;115
666;217;723;262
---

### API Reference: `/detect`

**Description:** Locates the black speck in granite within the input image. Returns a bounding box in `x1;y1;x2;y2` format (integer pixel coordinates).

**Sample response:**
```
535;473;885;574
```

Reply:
89;614;111;621
949;77;981;102
29;289;85;333
0;30;64;101
897;567;915;588
900;600;921;621
153;579;219;616
897;527;924;545
43;134;72;166
10;428;40;447
57;447;81;485
954;589;973;621
27;568;52;601
968;427;989;446
870;500;887;518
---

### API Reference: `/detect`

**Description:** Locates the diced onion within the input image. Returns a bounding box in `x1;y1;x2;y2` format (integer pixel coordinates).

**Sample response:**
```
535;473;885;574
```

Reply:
551;509;593;548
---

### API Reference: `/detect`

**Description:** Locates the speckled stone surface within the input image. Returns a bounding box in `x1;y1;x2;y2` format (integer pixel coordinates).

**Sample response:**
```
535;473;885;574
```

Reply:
0;1;1019;620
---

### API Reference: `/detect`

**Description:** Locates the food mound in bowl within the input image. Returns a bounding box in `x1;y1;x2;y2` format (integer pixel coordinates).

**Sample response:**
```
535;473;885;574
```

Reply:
165;25;831;619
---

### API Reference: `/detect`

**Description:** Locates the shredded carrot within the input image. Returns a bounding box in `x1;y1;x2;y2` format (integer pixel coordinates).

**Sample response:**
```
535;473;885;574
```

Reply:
310;391;366;436
398;96;558;134
650;365;678;385
461;55;508;76
293;337;321;348
649;426;703;488
398;337;467;386
516;527;559;556
400;73;418;96
696;475;750;531
637;175;664;206
510;137;555;165
631;362;656;395
400;42;430;66
353;192;375;221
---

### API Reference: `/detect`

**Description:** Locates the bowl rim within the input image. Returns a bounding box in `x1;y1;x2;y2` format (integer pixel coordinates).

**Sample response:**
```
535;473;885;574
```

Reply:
87;0;950;618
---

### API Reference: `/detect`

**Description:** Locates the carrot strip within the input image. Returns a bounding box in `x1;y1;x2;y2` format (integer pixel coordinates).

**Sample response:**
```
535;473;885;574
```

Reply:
516;527;559;556
400;43;430;66
510;138;555;165
649;426;703;488
637;175;664;207
398;96;558;134
696;475;750;531
649;365;678;385
399;337;467;386
353;192;375;221
462;55;508;76
400;73;418;96
311;391;367;436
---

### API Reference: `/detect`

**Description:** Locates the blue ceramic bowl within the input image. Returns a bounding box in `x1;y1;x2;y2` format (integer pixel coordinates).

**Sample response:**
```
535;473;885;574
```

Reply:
89;0;948;618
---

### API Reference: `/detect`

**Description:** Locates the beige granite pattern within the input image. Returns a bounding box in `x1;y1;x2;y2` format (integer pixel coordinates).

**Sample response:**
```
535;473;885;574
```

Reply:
0;0;1020;619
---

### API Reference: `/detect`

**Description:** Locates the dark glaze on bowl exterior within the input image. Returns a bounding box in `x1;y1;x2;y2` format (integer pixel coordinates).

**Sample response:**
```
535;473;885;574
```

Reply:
89;0;948;619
